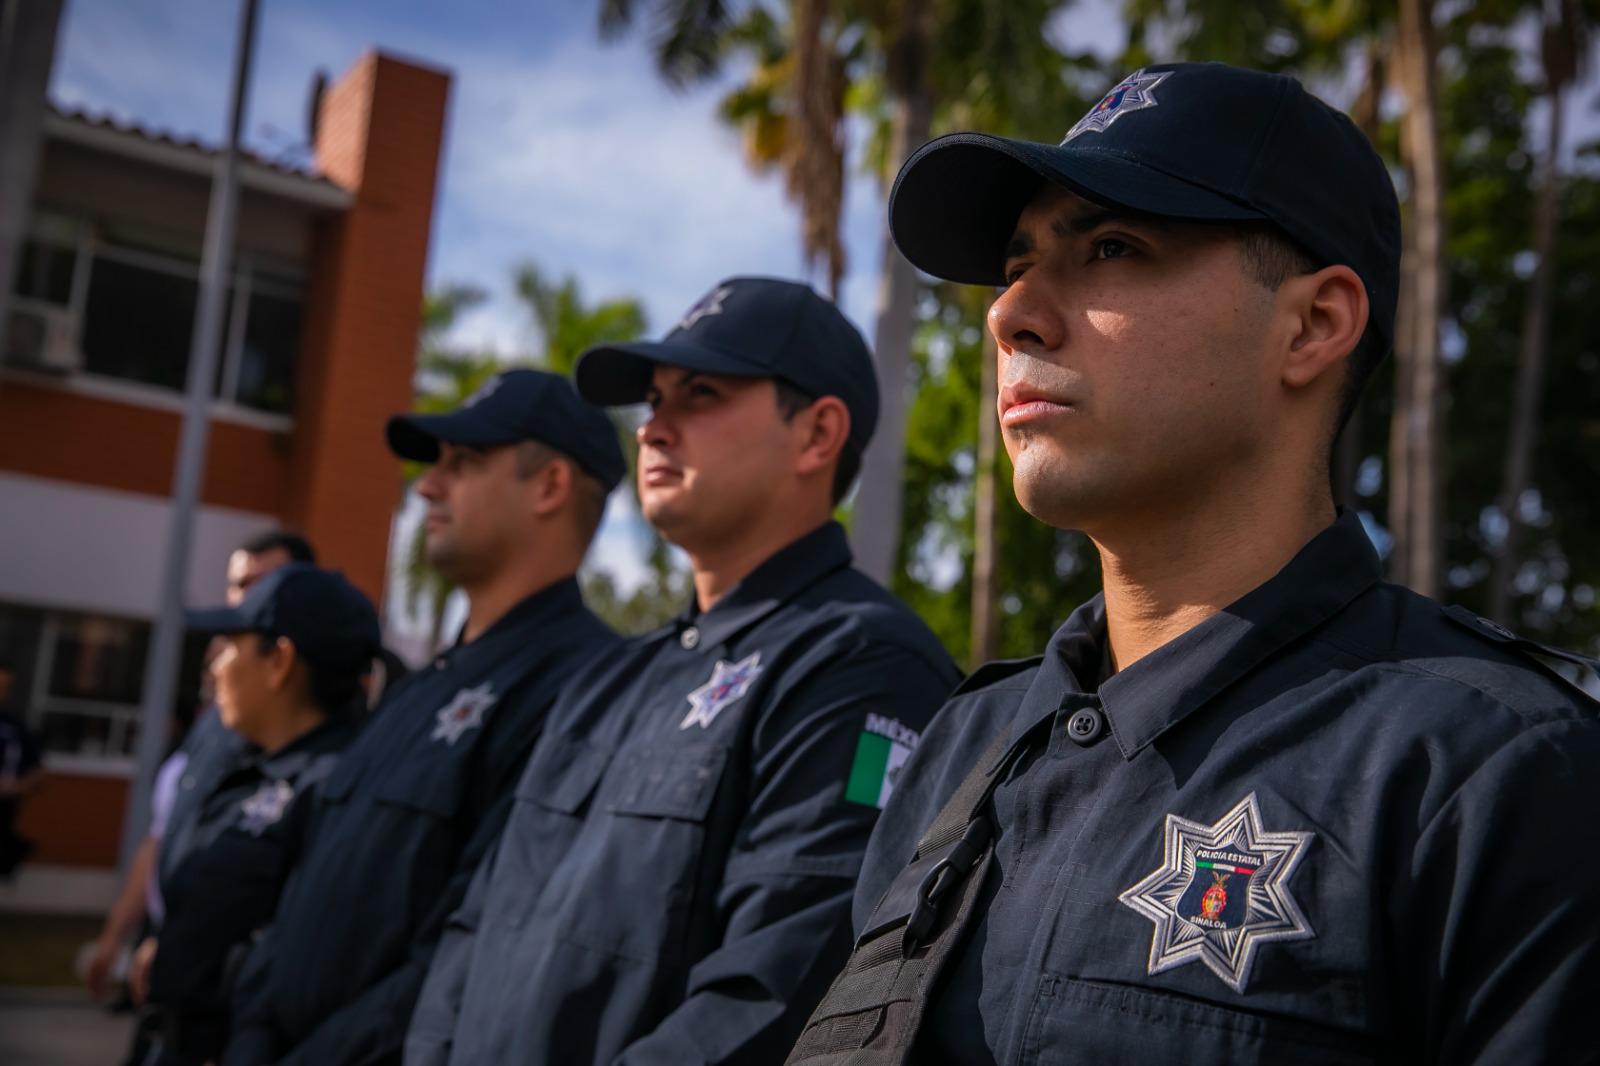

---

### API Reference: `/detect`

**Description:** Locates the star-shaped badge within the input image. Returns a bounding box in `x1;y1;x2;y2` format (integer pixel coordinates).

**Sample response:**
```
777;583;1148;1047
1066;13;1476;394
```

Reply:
1118;792;1314;992
239;779;295;836
1062;68;1171;144
432;682;497;745
680;652;763;730
675;286;731;332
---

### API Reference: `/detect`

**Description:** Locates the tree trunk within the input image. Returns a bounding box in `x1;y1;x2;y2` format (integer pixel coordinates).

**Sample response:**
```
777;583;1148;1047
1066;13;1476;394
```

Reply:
1487;78;1565;622
1334;41;1385;513
851;0;934;585
1390;0;1445;598
970;300;1000;667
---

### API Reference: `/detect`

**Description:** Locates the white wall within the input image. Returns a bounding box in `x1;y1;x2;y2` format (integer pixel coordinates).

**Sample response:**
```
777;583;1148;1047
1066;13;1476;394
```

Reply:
0;471;279;618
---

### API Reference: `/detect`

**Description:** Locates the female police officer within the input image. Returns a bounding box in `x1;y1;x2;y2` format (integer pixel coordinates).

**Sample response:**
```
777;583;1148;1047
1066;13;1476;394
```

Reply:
135;564;379;1066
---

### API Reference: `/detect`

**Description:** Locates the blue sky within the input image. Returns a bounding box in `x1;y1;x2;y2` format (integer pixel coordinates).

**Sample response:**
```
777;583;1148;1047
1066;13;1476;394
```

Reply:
50;0;897;350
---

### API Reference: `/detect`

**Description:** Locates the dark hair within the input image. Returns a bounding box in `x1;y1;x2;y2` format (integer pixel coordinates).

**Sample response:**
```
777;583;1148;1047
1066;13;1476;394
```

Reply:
253;634;365;717
238;530;317;564
1231;223;1385;449
773;379;860;506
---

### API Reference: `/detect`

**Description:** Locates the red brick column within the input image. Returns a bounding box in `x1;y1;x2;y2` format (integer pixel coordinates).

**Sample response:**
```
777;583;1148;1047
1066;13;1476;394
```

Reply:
289;52;450;601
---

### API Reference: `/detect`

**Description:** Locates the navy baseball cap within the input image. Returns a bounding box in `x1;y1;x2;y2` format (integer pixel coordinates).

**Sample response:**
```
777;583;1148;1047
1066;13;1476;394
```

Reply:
387;368;627;492
888;62;1401;356
188;564;381;673
574;277;881;454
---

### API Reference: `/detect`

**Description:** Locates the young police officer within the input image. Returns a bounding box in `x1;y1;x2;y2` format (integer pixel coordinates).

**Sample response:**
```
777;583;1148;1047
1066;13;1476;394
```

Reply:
405;278;961;1065
789;63;1600;1065
139;564;380;1066
222;370;625;1066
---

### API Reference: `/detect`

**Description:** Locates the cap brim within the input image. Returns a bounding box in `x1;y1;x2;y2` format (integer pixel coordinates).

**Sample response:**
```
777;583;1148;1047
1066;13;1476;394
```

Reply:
888;132;1268;285
186;606;251;635
575;340;773;406
385;410;523;462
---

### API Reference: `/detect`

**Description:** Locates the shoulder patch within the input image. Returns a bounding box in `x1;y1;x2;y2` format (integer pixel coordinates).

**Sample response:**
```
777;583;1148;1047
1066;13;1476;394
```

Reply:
951;655;1044;697
1440;605;1600;708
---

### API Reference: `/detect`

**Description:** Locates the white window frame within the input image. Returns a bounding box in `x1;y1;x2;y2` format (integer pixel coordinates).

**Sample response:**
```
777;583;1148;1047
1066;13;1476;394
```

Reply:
6;212;305;431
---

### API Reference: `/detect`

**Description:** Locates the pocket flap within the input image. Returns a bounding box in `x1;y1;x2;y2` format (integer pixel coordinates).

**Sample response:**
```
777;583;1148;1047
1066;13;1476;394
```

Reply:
516;734;612;815
607;743;728;822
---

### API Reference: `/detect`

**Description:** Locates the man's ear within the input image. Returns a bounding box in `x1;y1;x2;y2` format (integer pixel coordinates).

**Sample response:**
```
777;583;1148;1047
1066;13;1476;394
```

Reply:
1280;264;1368;390
794;396;850;479
528;456;574;519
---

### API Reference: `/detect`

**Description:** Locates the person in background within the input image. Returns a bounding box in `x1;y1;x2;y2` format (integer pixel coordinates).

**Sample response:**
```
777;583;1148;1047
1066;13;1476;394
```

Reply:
135;564;380;1066
84;532;314;1066
0;656;43;878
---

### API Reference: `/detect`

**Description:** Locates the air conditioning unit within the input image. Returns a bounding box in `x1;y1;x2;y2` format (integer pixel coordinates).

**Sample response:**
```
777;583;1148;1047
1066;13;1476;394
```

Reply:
4;300;81;373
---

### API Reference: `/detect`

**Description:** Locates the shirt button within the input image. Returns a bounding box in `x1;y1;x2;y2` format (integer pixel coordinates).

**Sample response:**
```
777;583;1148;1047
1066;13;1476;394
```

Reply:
433;657;448;671
1066;707;1106;746
680;627;700;650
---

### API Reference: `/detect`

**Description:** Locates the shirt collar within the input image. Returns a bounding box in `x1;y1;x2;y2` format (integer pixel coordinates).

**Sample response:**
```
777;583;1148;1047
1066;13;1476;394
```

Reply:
675;521;854;653
245;714;358;782
1017;510;1382;760
445;575;587;664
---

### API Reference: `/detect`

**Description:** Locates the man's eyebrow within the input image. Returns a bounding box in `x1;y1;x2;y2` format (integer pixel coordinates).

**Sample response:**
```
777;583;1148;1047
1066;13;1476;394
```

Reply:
1004;207;1172;260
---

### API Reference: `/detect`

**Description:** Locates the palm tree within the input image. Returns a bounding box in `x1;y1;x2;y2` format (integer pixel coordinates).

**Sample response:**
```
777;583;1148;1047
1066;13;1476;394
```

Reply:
1487;0;1589;621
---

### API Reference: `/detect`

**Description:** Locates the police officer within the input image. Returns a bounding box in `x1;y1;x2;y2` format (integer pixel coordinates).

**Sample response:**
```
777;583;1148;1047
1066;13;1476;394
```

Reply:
88;532;317;1010
138;564;380;1066
405;277;961;1065
222;370;626;1066
789;62;1600;1064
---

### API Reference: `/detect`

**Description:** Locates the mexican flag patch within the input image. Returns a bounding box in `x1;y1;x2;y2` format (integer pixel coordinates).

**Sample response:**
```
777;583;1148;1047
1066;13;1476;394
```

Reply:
845;713;920;809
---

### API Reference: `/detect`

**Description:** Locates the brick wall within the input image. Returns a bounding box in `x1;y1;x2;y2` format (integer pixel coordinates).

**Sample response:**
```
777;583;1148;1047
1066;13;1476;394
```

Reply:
288;52;450;601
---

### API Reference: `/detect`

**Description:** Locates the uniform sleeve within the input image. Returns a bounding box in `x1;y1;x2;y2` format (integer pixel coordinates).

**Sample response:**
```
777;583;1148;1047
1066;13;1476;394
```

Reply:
221;926;283;1066
274;723;533;1066
404;834;499;1066
613;640;956;1066
1406;718;1600;1064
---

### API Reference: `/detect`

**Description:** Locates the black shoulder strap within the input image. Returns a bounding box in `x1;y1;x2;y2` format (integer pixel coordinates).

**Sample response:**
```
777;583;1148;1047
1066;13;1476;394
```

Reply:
786;713;1053;1065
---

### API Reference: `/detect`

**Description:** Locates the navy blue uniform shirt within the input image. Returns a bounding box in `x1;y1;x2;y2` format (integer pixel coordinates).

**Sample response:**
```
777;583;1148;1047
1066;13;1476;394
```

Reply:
853;511;1600;1065
159;708;254;898
223;577;618;1066
406;522;961;1066
149;714;357;1061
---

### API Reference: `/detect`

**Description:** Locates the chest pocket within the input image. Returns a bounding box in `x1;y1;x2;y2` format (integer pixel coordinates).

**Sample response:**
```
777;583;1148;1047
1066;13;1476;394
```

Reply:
1021;975;1377;1066
518;734;612;815
369;752;464;818
606;743;728;822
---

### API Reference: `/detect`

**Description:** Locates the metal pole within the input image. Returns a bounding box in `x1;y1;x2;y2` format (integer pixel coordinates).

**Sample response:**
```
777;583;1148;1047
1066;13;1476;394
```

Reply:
118;0;261;868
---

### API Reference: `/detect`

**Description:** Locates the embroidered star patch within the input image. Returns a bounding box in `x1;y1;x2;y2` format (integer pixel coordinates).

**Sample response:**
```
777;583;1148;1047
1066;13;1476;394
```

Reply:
464;374;502;407
680;652;763;730
1061;68;1171;144
432;683;497;745
239;780;295;836
1118;792;1314;992
676;285;731;332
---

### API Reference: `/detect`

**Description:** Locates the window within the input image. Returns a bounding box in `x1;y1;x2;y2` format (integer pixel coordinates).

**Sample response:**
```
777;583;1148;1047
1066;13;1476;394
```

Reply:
14;239;76;306
6;213;305;416
0;601;208;766
81;255;200;391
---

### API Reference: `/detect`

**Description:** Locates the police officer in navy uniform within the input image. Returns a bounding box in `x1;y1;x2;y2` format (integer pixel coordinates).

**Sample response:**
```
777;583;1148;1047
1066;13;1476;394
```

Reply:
788;63;1600;1065
405;278;962;1066
222;370;626;1066
138;564;380;1066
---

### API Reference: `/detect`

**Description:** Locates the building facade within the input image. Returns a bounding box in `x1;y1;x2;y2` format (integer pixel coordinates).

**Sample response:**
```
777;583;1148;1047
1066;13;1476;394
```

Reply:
0;50;450;871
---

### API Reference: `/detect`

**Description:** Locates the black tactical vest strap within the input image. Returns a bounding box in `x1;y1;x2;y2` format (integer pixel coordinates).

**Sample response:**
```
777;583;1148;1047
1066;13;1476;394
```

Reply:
786;715;1052;1065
